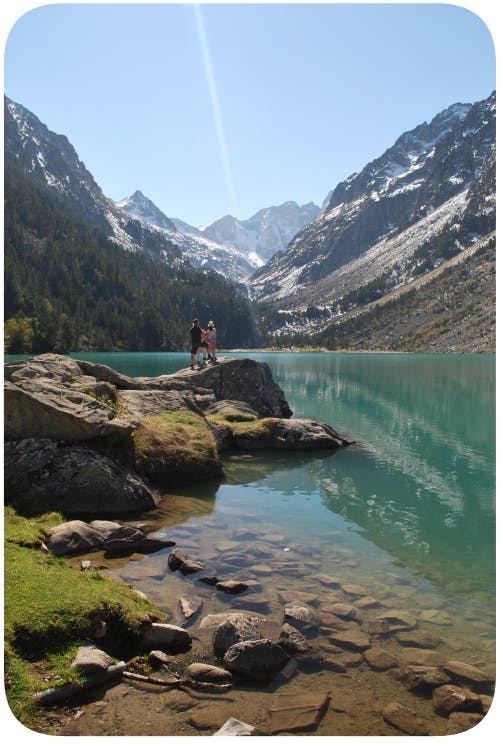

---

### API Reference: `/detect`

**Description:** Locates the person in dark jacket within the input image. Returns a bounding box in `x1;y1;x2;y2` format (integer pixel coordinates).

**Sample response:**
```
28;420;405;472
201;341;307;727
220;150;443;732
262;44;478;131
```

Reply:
190;319;202;370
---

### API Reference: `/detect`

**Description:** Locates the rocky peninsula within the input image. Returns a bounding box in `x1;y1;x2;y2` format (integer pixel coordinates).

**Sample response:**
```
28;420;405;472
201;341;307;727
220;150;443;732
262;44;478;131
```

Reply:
4;353;351;516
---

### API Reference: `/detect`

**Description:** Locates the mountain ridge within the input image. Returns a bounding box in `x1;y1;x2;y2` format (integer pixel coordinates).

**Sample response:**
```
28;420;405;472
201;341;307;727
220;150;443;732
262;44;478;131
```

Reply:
250;91;495;345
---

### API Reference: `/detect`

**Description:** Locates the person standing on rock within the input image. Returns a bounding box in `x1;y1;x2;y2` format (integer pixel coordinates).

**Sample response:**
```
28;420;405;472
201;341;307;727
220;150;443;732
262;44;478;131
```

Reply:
190;319;202;370
207;320;217;363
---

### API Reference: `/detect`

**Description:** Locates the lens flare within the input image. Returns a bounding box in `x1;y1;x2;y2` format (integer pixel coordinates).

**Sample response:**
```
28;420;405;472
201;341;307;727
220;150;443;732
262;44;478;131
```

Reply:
194;4;239;217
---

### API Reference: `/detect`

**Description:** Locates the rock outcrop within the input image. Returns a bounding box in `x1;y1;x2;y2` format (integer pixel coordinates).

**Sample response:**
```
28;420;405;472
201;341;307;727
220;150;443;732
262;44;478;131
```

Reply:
4;354;351;516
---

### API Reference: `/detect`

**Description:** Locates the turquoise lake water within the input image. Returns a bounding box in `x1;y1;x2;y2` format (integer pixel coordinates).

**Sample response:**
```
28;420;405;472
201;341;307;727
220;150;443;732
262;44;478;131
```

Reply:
60;350;495;610
6;350;495;734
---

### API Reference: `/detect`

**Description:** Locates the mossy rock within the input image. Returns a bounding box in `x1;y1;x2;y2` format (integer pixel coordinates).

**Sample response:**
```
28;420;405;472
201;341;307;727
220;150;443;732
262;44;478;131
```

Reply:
132;411;222;485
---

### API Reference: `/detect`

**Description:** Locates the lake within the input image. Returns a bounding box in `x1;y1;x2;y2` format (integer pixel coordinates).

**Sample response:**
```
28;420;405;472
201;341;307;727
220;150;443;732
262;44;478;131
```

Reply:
6;350;496;734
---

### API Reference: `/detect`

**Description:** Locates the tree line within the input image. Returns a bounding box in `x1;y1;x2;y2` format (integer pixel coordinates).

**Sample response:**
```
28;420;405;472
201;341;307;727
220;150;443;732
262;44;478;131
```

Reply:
4;158;260;354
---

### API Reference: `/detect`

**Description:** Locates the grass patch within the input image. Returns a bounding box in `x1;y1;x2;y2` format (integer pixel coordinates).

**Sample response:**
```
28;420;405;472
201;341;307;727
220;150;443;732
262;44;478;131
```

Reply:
4;507;161;729
207;414;274;442
132;410;221;483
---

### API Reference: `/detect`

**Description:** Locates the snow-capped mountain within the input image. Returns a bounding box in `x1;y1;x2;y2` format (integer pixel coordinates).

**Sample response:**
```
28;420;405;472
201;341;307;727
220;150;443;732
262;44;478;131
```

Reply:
199;201;322;265
4;96;186;268
116;190;260;283
249;92;496;332
4;97;260;283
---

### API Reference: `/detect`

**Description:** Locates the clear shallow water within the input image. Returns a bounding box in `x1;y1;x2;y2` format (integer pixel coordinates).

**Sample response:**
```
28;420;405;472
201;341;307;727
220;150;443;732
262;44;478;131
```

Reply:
7;351;495;734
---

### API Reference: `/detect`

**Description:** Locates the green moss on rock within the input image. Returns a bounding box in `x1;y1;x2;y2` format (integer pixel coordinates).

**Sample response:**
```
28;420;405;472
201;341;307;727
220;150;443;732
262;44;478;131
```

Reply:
132;411;222;484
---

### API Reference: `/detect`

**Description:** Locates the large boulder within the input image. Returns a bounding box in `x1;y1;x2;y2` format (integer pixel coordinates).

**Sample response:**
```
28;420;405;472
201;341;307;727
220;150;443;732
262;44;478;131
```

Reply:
169;357;293;418
4;439;158;515
229;418;352;450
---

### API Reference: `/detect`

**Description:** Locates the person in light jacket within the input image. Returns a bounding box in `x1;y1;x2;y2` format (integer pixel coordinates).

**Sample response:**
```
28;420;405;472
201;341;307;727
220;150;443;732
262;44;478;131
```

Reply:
207;320;217;363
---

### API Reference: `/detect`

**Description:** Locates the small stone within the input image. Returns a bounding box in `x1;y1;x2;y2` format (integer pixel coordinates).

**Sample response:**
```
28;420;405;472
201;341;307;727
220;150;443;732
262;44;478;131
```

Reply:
198;575;219;586
80;559;92;571
314;574;342;588
395;630;439;648
377;609;417;630
179;595;203;620
341;583;366;597
216;580;248;594
184;662;233;686
71;644;114;674
168;548;189;571
363;619;390;636
283;605;321;635
179;559;205;575
442;660;495;691
382;702;430;736
278;590;318;605
397;664;451;692
432;684;482;716
248;563;273;575
278;623;313;656
140;623;191;651
327;629;371;652
223;639;290;681
328;602;360;621
354;596;381;610
445;712;483;735
400;648;443;666
233;596;271;611
269;690;330;733
363;647;398;671
322;656;347;673
337;651;364;667
420;609;453;625
148;649;173;668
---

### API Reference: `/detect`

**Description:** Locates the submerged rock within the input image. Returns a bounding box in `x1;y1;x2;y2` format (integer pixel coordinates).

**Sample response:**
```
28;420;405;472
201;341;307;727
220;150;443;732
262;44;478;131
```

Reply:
223;639;290;681
212;614;262;658
382;702;430;736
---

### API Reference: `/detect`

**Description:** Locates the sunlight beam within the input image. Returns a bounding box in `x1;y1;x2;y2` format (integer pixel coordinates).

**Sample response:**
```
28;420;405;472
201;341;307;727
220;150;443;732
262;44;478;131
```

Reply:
194;4;239;218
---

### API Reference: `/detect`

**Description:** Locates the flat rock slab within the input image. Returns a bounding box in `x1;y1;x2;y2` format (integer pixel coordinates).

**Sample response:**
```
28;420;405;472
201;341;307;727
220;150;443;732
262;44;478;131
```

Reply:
327;602;360;621
363;647;399;671
382;702;430;736
445;712;484;735
442;660;495;692
269;690;330;733
328;629;371;652
278;590;318;605
395;630;439;649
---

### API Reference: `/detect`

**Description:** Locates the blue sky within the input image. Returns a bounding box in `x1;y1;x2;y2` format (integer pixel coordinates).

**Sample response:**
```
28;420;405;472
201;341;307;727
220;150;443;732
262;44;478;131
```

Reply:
3;2;497;227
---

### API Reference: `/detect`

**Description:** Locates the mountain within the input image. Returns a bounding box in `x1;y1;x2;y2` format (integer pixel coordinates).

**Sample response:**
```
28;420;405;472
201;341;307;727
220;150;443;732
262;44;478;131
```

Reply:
116;190;259;283
199;201;322;265
250;92;495;347
4;96;187;269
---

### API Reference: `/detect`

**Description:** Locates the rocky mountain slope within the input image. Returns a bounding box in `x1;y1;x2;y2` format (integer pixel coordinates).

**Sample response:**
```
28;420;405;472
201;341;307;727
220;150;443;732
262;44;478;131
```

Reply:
250;92;496;344
315;232;495;353
4;96;188;269
199;201;322;265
